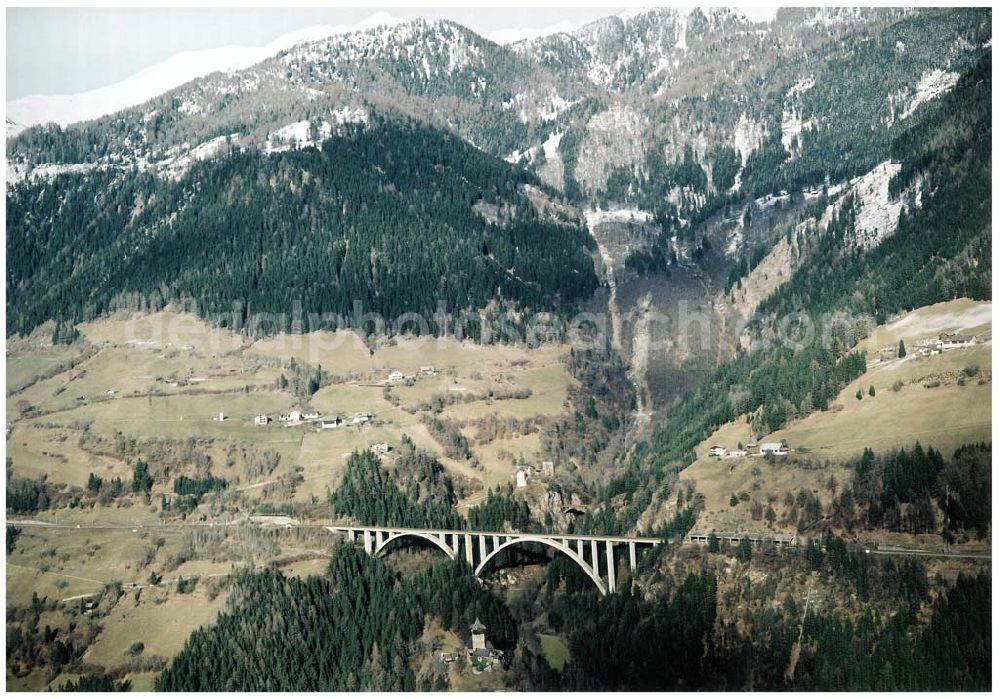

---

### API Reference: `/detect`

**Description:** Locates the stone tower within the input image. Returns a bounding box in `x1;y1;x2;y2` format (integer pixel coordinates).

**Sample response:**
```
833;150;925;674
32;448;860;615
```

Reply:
470;618;487;651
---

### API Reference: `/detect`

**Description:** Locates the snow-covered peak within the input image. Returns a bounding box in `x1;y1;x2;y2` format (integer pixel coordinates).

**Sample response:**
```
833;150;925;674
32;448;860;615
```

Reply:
488;20;579;46
6;13;405;129
278;17;495;84
616;7;661;23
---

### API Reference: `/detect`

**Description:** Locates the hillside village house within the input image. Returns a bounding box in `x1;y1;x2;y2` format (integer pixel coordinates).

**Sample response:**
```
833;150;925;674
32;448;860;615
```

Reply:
254;415;270;425
728;448;748;458
369;442;391;455
420;365;437;375
388;369;405;383
353;411;373;424
709;445;727;457
760;442;790;455
938;332;977;350
319;415;342;429
302;411;320;421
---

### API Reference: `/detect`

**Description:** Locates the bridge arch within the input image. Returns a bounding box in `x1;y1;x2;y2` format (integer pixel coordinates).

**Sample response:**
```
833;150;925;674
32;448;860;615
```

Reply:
373;531;456;560
474;536;607;595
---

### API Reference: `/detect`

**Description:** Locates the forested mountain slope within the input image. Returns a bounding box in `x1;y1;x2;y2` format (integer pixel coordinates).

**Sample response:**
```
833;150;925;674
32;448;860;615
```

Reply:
6;9;989;345
7;118;597;336
604;53;992;531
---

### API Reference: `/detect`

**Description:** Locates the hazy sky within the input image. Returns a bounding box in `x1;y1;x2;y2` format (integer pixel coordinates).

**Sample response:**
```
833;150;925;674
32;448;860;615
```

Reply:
7;7;623;99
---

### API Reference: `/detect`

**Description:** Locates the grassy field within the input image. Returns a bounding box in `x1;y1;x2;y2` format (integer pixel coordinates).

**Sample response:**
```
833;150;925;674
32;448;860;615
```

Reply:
771;381;991;459
439;364;574;421
34;391;298;441
7;527;172;606
81;586;228;670
6;345;84;394
7;346;283;417
6;423;129;487
78;310;248;352
473;434;543;490
250;330;375;376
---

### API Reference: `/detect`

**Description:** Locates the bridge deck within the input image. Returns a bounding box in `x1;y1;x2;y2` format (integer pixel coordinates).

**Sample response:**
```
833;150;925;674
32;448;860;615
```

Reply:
326;524;663;545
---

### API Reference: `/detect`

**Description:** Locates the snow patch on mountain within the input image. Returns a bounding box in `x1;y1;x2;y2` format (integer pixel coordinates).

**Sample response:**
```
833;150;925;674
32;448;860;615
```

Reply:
266;121;315;153
159;134;238;180
805;7;867;28
542;131;563;161
331;106;368;125
177;96;205;116
264;108;367;155
538;92;577;122
7;161;100;185
900;69;959;119
584;207;652;228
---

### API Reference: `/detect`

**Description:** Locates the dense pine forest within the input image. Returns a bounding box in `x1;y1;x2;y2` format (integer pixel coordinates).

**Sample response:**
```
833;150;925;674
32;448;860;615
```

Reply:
152;535;990;691
7;118;598;338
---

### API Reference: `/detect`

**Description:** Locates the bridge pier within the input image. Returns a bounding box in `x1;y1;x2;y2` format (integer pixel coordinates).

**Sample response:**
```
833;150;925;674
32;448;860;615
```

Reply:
591;540;600;576
364;530;373;555
629;541;637;572
606;541;616;593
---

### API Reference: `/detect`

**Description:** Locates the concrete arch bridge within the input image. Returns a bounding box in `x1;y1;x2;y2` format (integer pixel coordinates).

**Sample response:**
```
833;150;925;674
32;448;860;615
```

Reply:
326;524;663;595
